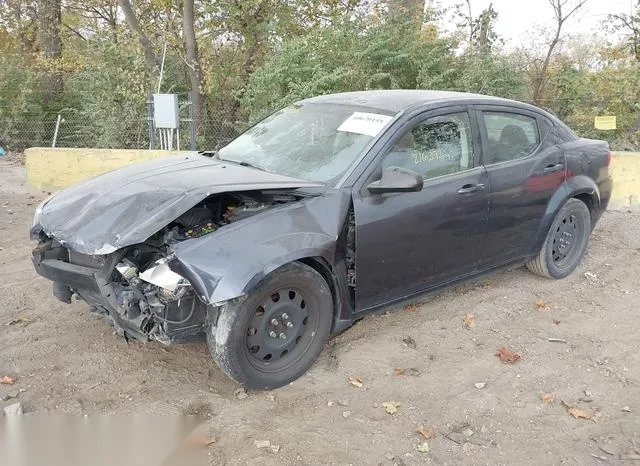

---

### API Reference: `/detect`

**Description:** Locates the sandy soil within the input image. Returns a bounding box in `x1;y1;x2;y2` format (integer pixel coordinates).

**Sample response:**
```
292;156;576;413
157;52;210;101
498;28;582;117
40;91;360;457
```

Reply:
1;159;639;465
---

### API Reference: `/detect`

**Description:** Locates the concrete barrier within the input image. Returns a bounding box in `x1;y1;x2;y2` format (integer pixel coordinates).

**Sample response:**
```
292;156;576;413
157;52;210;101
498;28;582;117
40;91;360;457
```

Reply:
25;147;195;190
610;152;640;209
23;148;640;208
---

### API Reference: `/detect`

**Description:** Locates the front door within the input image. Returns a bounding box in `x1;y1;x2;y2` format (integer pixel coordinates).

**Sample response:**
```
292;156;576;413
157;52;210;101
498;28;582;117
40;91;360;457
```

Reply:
353;109;490;311
476;106;566;266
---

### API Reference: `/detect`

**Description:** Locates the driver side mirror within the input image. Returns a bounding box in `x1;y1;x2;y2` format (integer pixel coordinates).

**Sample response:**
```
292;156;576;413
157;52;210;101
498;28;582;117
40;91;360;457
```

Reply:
366;166;423;194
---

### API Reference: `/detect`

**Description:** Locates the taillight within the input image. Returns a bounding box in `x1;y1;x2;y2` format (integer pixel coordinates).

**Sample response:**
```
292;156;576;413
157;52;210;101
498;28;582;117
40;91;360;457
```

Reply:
605;151;612;167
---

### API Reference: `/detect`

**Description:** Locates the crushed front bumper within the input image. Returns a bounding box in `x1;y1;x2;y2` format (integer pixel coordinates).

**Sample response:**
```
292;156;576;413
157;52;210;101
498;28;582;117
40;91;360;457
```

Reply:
32;240;207;343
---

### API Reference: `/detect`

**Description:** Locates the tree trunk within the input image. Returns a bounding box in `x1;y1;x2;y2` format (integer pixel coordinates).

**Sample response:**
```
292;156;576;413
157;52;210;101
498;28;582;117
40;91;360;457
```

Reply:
38;0;63;104
118;0;158;79
532;25;561;104
183;0;204;125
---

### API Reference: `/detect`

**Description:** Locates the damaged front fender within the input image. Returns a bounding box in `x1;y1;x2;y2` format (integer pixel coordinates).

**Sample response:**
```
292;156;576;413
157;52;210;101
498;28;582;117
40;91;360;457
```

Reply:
169;190;351;304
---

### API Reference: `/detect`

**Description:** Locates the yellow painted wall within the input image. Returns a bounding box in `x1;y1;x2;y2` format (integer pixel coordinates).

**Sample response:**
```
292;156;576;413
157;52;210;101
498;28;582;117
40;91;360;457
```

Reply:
23;148;640;208
610;152;640;208
25;147;194;190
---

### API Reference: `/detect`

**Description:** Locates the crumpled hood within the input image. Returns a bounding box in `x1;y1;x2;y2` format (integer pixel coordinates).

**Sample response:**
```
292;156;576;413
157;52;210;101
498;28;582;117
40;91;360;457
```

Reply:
34;154;322;255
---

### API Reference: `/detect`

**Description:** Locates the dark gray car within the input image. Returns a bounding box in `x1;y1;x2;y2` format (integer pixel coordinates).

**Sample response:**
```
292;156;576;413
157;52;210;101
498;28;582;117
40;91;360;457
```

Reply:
31;90;613;389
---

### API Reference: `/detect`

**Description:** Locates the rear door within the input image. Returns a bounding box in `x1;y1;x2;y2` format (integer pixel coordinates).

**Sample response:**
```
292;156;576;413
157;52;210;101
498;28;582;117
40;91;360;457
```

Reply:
476;105;565;267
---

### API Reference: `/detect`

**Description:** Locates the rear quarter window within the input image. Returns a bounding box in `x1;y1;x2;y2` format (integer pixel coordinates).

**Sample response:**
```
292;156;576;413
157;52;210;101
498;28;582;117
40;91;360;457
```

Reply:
555;120;579;142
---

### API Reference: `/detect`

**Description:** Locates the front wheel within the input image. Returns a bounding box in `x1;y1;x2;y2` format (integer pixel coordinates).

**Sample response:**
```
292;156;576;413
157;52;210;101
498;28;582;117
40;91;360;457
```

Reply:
526;198;591;279
207;262;333;389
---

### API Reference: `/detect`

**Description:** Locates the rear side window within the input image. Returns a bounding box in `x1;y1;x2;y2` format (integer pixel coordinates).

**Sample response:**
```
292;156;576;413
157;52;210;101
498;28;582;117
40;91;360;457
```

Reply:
482;112;540;164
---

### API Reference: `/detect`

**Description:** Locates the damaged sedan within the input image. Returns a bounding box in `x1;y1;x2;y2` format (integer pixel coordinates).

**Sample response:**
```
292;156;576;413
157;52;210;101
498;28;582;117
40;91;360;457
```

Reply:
31;90;612;389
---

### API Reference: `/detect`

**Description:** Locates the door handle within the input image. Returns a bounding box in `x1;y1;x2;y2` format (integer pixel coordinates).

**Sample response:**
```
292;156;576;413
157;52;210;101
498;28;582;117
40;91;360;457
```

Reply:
543;163;564;174
457;183;485;194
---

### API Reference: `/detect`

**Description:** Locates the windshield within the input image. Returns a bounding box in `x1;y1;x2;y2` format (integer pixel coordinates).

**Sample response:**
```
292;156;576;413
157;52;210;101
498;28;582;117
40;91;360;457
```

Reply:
217;103;395;185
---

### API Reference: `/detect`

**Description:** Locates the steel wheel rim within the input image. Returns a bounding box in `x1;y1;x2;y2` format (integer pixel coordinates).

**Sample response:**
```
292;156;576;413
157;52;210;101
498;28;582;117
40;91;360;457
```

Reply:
551;213;581;265
244;287;318;373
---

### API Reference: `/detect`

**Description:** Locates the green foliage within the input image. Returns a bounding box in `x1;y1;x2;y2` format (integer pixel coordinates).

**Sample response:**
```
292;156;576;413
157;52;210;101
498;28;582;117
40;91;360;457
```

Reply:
62;40;150;148
0;0;639;150
241;19;525;120
446;53;526;100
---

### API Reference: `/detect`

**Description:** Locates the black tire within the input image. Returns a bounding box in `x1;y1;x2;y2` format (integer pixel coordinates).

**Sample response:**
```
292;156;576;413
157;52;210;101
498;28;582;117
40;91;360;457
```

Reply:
526;198;591;279
207;262;333;389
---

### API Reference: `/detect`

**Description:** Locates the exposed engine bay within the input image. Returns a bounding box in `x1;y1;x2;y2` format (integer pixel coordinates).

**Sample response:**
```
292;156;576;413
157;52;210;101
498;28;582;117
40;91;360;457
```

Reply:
32;190;303;344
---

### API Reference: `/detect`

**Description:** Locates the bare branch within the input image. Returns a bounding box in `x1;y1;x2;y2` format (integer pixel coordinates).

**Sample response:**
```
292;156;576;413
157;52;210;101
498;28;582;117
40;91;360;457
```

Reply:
533;0;588;103
63;23;87;41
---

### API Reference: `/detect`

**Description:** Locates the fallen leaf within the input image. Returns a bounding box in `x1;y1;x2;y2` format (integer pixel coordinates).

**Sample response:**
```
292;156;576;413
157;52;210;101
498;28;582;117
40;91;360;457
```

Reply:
416;441;431;453
394;368;421;377
6;316;33;326
622;406;632;413
553;319;561;325
269;445;280;453
348;376;363;388
382;402;401;415
0;375;16;385
535;299;550;312
462;314;476;329
567;406;592;420
404;303;418;312
541;392;555;404
402;336;417;349
495;346;520;363
474;382;486;389
206;437;216;446
416;425;437;439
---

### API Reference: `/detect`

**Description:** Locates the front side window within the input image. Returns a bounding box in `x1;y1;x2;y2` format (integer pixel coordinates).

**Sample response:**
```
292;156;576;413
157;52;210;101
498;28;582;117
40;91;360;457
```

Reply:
482;112;540;164
217;103;395;185
381;112;474;180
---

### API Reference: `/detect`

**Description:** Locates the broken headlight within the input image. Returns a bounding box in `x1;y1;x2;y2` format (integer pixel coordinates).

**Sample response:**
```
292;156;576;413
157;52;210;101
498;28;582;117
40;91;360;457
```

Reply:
138;259;190;294
32;191;58;228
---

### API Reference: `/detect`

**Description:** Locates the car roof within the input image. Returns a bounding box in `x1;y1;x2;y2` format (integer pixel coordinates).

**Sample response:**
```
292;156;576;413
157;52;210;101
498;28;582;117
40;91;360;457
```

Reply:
300;90;534;114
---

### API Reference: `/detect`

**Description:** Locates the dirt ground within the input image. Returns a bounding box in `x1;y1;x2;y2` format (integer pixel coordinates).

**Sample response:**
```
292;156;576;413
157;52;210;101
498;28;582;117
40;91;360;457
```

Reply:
1;158;640;465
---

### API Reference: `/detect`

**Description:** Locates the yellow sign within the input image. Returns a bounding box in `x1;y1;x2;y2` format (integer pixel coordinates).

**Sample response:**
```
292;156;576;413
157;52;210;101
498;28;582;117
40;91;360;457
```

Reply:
595;116;617;131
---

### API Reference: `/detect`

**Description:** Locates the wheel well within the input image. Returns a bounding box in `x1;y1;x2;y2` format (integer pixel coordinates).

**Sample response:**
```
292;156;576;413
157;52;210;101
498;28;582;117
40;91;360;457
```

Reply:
297;257;340;321
573;193;597;223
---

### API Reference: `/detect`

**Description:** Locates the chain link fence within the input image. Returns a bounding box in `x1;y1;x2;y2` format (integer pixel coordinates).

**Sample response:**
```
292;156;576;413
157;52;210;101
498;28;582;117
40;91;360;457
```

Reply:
0;113;247;152
0;91;249;153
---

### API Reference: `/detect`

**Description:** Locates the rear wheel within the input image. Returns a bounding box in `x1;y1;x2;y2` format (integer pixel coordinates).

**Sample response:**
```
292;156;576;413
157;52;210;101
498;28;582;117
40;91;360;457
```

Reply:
207;262;333;389
526;198;591;279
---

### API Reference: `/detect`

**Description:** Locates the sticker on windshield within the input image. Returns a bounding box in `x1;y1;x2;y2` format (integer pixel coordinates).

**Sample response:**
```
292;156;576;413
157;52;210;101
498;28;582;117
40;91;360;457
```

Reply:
337;112;393;137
